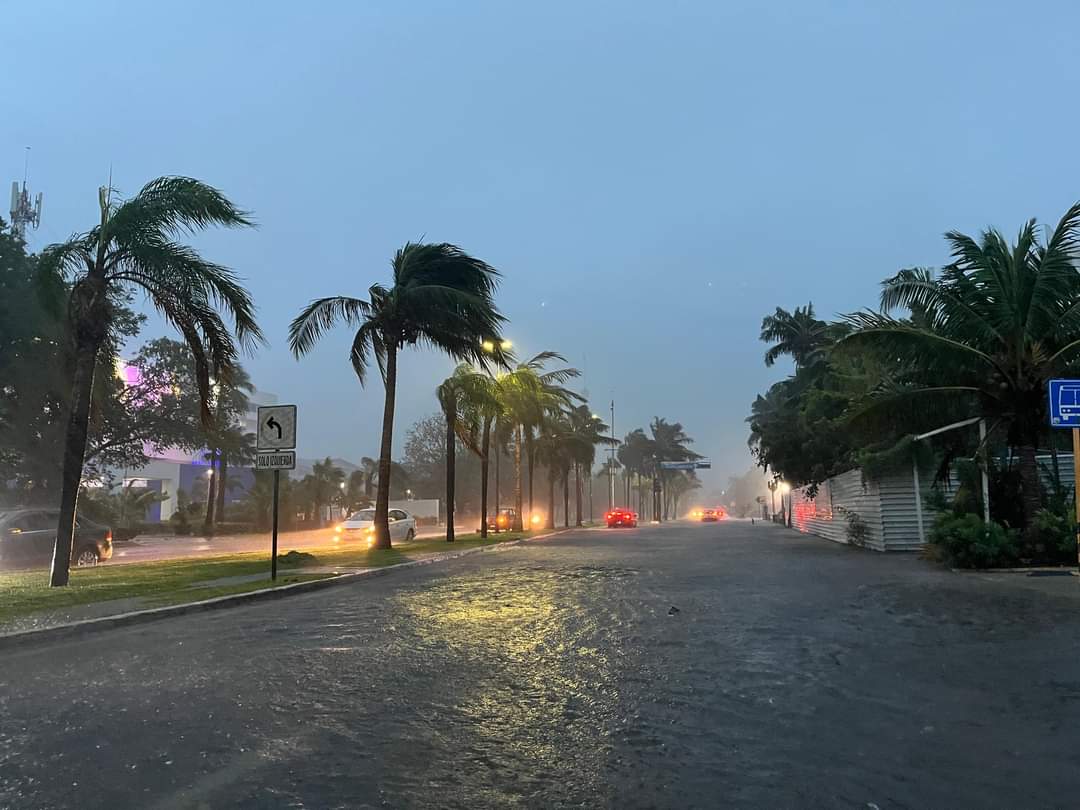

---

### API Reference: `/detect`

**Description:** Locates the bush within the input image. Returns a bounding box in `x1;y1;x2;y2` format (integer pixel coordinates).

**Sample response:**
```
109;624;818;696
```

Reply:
929;513;1018;569
1030;507;1076;564
844;511;870;548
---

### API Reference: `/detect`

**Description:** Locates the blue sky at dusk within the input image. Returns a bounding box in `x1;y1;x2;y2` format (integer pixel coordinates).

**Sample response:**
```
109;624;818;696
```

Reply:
5;0;1079;489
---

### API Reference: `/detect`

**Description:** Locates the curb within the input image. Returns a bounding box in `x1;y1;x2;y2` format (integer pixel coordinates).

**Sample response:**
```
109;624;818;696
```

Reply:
951;566;1079;575
0;529;570;652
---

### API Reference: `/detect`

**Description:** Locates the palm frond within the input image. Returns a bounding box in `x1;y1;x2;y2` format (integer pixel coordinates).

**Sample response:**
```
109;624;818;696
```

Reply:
288;296;373;358
105;176;253;241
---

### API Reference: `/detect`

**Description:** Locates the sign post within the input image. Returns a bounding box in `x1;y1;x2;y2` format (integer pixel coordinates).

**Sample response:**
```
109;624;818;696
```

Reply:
257;405;298;581
1047;380;1080;567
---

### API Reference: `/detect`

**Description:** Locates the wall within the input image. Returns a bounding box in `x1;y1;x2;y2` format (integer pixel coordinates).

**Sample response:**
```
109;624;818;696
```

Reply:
790;464;936;552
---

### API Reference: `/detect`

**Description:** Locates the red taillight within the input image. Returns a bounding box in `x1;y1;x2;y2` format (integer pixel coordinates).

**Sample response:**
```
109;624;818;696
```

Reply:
105;530;112;542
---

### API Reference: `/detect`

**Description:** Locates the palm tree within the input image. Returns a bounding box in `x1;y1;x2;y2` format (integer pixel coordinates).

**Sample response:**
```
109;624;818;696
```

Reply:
451;367;502;538
359;457;378;499
494;353;581;530
535;418;572;530
566;405;614;526
760;303;835;369
649;417;700;519
39;177;259;586
307;458;345;527
841;202;1080;532
618;427;654;516
437;364;495;542
289;242;506;549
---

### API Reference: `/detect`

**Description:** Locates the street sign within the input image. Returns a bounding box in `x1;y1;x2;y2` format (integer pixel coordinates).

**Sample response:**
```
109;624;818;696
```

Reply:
1049;379;1080;428
256;451;296;470
1049;380;1080;567
659;461;712;470
257;404;297;450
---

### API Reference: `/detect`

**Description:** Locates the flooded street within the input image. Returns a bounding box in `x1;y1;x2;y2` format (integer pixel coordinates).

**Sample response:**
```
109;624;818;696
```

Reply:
3;522;1080;808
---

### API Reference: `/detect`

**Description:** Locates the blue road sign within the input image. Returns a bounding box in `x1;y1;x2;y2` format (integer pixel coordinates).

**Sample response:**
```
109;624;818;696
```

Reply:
1048;379;1080;428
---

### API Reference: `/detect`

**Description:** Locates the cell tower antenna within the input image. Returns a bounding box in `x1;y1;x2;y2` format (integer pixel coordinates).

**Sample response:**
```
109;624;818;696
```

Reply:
9;146;43;241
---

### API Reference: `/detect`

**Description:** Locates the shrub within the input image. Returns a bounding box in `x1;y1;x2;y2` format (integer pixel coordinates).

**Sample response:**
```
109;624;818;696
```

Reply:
1031;507;1076;564
928;513;1018;569
844;511;870;548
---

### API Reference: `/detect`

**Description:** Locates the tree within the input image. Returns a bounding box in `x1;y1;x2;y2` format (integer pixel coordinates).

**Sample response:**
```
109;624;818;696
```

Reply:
289;242;506;549
456;374;503;538
760;303;837;370
39;177;259;586
494;352;581;530
566;405;614;526
437;364;502;542
840;203;1080;533
617;428;654;516
649;417;700;519
305;458;345;527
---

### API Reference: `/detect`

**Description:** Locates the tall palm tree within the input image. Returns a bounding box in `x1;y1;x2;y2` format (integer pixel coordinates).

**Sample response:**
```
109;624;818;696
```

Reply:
566;405;614;526
649;417;700;520
453;368;502;538
308;458;345;527
359;457;378;499
535;417;573;530
841;202;1080;532
39;177;260;586
437;364;495;542
289;242;506;549
760;303;834;370
495;352;581;530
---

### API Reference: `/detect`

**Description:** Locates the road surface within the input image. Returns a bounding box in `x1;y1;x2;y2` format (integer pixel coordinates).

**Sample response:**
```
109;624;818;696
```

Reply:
3;521;1079;808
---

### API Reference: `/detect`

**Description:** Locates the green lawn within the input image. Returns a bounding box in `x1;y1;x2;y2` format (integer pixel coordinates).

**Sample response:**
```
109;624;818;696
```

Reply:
0;530;535;627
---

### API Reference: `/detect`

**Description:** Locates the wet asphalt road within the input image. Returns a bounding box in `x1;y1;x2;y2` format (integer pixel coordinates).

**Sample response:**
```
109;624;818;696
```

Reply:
2;521;1080;808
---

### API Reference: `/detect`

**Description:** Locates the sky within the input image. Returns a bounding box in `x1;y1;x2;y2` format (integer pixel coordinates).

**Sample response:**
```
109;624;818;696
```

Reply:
5;0;1080;491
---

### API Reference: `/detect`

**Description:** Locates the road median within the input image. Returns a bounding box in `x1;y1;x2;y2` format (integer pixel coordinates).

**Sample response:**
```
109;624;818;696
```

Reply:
0;529;570;650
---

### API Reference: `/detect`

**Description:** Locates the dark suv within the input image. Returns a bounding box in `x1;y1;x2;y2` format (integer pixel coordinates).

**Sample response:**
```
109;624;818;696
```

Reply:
0;509;113;570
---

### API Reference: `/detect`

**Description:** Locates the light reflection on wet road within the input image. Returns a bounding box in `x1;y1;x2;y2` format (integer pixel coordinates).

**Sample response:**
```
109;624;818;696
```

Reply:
2;521;1080;808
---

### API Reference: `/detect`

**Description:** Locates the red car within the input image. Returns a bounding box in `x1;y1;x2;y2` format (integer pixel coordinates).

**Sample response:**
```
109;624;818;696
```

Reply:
700;508;725;522
605;509;638;528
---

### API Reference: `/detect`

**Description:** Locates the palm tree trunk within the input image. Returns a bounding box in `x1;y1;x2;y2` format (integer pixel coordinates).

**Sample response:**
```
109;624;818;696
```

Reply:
215;452;228;524
202;451;217;535
374;344;398;550
480;418;491;538
547;473;556;530
563;471;570;529
575;463;583;526
494;439;501;532
445;402;456;542
526;435;535;522
1017;444;1043;534
50;340;99;587
512;424;524;531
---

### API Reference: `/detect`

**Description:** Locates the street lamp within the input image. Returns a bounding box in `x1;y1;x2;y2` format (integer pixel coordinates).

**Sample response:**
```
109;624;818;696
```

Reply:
778;481;792;527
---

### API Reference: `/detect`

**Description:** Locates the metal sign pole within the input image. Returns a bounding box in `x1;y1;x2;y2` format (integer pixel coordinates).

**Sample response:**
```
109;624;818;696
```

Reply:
1073;428;1080;569
271;469;280;581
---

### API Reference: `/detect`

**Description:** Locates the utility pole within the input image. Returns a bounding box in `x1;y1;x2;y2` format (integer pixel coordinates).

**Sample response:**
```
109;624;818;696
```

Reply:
9;147;43;241
609;399;616;509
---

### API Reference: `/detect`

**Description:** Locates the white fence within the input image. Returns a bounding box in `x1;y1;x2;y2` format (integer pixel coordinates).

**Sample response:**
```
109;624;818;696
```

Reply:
789;466;931;552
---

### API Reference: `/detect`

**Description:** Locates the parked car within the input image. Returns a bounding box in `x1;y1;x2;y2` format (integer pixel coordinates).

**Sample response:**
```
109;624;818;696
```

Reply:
486;507;518;532
0;509;113;569
605;509;638;528
335;508;416;544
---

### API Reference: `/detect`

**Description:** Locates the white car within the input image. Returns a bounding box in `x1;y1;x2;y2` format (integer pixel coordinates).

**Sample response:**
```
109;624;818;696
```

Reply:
336;508;416;543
